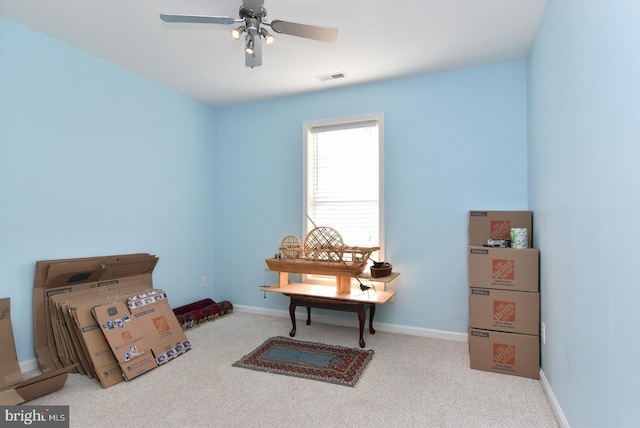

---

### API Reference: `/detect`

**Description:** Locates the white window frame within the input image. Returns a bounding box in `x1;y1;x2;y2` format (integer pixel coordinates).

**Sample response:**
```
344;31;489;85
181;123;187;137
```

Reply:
302;112;385;286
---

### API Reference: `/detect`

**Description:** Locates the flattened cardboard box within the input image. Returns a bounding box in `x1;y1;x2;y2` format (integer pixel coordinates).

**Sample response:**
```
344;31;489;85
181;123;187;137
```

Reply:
469;328;539;379
469;288;540;335
92;290;191;382
468;246;539;292
468;211;533;247
126;291;190;365
92;300;157;381
0;298;72;405
48;288;113;378
48;281;156;387
33;254;158;373
72;296;131;388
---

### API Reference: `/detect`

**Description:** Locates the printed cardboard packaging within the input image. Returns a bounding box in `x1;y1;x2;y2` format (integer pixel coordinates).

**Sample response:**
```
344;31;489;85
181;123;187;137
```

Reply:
31;254;189;388
468;246;539;292
469;288;540;335
68;292;144;388
468;211;533;247
33;254;158;373
91;290;191;382
91;300;157;381
0;298;72;405
469;328;540;379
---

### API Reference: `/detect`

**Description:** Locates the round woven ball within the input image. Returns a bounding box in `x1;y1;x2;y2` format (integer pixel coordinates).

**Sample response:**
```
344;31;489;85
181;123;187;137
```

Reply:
280;235;302;258
304;227;344;261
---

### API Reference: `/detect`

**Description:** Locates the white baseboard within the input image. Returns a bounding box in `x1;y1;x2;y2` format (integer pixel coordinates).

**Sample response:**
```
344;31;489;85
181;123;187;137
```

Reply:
233;304;468;343
19;358;40;375
540;369;570;428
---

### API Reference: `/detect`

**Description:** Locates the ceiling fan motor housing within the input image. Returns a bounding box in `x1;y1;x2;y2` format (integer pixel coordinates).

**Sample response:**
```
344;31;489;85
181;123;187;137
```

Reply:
245;17;261;35
239;5;267;20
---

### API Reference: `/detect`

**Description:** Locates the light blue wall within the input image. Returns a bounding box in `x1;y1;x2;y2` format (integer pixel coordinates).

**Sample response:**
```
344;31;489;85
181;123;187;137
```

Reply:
214;62;529;331
0;18;218;363
528;1;640;426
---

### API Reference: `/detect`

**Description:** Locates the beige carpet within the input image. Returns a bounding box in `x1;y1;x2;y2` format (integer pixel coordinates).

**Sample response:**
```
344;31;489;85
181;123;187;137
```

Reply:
28;311;559;427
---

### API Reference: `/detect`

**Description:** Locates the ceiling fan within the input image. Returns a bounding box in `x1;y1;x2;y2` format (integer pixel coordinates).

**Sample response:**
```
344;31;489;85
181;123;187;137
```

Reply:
160;0;338;68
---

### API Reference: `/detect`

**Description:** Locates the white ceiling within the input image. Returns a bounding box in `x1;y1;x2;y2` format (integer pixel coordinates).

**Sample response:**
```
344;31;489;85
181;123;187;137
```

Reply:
1;0;547;107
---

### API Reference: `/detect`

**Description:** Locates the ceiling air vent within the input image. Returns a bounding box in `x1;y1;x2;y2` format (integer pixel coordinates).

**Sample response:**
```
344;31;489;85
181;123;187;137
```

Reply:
316;72;346;82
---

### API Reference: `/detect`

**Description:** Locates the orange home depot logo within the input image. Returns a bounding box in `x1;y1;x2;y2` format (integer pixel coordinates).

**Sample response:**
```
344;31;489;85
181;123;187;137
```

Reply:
153;315;170;333
490;220;511;239
121;330;132;341
493;300;516;322
493;343;516;365
492;259;515;280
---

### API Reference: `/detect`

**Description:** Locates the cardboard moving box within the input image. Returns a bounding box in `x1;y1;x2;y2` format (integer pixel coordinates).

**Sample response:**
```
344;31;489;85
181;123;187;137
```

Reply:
0;298;73;405
469;328;540;379
469;288;540;335
468;211;533;247
468;246;539;292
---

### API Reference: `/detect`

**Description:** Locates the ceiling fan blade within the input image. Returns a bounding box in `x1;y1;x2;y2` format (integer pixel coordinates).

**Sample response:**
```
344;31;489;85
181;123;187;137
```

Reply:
160;14;239;25
246;38;262;68
269;20;338;43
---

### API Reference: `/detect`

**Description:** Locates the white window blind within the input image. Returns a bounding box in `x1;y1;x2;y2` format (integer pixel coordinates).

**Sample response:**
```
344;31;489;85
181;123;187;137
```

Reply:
303;113;384;272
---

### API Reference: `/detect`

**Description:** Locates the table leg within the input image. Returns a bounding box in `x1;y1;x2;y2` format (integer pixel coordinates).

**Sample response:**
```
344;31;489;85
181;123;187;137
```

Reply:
369;303;376;334
289;299;297;337
283;295;380;348
357;305;366;348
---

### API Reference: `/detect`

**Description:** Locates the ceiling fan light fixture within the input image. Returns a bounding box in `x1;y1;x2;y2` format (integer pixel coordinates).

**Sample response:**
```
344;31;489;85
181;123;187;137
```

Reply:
260;28;274;45
245;36;255;54
231;25;245;40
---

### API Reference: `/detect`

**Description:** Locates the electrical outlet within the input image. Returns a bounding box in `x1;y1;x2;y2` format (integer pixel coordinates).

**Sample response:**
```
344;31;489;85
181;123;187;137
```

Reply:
200;276;206;288
541;322;546;344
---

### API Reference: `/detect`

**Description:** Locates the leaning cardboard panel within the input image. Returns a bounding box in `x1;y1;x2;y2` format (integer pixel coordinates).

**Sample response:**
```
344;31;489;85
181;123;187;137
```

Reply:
1;299;24;387
47;281;155;381
127;291;191;365
0;298;72;405
70;293;138;387
48;288;110;377
54;286;150;388
91;289;191;381
92;300;158;381
33;253;158;373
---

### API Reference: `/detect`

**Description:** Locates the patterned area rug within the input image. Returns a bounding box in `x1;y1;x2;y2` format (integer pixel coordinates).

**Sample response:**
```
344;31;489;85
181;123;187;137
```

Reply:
233;336;374;387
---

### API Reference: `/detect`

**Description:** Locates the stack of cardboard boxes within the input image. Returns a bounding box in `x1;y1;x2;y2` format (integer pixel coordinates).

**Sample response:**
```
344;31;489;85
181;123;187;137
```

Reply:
467;211;540;379
1;254;193;405
32;254;191;389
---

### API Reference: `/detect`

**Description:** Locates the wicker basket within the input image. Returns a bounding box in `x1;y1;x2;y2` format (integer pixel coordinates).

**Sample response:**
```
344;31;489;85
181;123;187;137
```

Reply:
370;262;392;278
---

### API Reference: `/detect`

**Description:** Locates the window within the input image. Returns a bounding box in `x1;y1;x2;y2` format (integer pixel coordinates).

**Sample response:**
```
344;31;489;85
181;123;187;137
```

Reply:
303;113;384;284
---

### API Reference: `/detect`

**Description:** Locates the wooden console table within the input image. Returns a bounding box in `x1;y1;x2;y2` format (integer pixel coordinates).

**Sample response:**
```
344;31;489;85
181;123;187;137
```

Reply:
262;272;399;348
